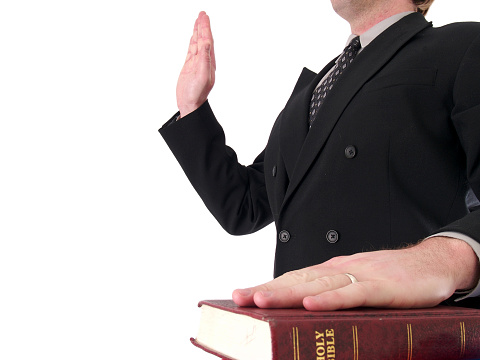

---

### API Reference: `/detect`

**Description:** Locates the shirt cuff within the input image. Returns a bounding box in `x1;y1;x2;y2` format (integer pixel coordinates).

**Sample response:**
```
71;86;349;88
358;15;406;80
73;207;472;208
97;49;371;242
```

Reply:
427;231;480;301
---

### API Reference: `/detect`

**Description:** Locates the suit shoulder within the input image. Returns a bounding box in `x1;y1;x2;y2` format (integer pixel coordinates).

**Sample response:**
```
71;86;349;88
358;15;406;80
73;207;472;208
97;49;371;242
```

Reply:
433;21;480;38
423;21;480;51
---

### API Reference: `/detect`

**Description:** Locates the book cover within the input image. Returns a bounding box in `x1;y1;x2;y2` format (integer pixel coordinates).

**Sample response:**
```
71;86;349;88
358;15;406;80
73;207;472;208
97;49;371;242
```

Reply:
191;299;480;360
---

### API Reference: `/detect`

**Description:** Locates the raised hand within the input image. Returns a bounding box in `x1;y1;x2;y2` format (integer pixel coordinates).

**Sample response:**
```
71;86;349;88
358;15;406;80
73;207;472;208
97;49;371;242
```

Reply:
176;11;216;118
232;236;480;311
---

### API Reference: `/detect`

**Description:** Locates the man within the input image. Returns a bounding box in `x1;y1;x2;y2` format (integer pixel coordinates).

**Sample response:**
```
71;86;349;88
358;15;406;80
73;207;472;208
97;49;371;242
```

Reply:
160;0;480;310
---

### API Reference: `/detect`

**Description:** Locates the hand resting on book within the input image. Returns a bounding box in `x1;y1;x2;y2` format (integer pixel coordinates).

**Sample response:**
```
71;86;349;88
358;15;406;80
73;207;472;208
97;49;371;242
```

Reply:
232;236;480;311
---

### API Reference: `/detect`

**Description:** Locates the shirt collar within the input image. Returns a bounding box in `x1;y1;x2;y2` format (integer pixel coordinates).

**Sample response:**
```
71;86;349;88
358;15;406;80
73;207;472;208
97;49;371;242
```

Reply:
346;11;415;49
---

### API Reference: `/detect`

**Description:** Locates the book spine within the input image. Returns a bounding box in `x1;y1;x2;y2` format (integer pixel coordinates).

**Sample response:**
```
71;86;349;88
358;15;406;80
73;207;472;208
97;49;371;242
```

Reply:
270;317;480;360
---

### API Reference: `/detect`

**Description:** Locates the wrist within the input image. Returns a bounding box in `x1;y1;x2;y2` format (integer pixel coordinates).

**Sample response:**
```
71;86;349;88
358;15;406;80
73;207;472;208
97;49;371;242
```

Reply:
179;106;196;118
178;100;207;118
419;236;480;291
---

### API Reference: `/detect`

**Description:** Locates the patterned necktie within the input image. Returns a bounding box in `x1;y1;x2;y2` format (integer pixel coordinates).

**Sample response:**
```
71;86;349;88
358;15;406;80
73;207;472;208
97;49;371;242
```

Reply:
309;36;361;127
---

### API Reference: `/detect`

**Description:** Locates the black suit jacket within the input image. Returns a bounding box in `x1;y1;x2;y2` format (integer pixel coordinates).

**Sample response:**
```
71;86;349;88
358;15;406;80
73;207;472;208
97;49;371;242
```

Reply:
161;13;480;282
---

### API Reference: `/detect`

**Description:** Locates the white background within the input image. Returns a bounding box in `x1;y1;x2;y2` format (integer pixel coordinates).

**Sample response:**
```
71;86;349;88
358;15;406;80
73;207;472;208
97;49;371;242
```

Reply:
0;1;478;359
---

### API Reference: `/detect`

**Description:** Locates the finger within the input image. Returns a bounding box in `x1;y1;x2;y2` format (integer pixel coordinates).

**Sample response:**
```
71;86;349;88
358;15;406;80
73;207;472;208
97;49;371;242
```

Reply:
198;12;215;69
303;281;393;311
196;42;213;90
232;268;316;306
253;274;355;309
232;282;279;307
232;266;337;307
210;36;216;71
198;11;213;42
198;12;214;58
184;18;199;66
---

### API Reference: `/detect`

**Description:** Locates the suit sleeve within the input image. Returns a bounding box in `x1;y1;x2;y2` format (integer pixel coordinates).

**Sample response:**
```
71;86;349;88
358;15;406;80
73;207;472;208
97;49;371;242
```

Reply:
159;101;273;235
439;32;480;242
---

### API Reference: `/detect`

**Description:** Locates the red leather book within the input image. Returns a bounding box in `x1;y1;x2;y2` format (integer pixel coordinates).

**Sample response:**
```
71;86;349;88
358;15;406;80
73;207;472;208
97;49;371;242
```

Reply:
191;299;480;360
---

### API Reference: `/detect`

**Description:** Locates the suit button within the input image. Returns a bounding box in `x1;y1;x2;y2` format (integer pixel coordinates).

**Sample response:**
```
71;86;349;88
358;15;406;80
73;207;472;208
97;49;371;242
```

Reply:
279;230;290;243
326;230;339;243
272;166;277;177
345;145;357;159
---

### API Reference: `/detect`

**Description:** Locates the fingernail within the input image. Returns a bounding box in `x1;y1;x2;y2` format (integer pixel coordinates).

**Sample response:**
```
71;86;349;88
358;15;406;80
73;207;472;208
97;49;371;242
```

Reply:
236;289;252;297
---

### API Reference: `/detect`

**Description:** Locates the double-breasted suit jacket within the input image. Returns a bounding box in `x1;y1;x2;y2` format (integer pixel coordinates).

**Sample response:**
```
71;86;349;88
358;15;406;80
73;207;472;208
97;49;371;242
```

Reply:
161;13;480;281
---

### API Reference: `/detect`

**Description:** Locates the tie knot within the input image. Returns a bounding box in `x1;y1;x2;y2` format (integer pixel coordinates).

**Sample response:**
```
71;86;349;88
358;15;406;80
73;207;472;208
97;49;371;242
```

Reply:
344;36;361;55
336;36;361;67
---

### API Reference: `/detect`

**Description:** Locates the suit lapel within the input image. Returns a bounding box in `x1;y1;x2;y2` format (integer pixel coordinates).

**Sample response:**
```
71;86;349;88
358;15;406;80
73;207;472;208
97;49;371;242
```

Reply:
280;13;432;211
279;61;337;177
